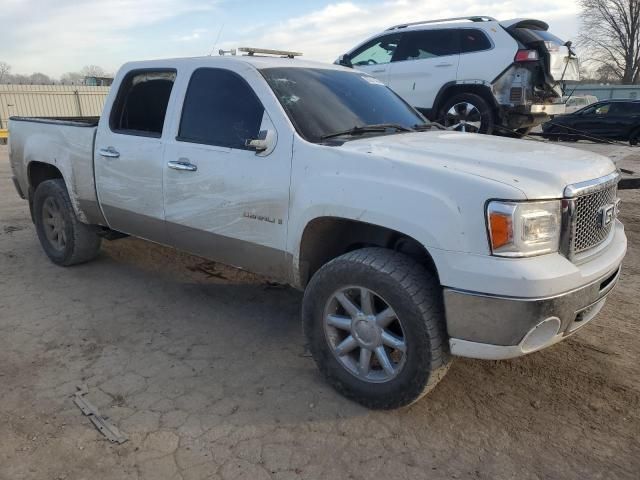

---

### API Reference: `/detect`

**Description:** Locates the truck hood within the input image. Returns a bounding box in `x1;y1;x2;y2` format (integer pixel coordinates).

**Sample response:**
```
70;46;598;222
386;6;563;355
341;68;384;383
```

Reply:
338;131;616;199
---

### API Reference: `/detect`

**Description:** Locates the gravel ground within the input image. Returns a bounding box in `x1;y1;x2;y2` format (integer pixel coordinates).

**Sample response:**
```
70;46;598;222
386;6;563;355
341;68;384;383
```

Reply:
0;142;639;480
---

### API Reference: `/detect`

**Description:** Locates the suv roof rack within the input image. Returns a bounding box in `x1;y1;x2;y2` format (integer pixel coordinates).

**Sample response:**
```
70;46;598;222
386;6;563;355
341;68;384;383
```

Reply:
238;47;303;59
386;16;497;31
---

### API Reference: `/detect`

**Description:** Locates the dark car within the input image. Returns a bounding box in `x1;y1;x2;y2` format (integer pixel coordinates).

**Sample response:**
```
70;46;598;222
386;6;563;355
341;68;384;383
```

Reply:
542;99;640;145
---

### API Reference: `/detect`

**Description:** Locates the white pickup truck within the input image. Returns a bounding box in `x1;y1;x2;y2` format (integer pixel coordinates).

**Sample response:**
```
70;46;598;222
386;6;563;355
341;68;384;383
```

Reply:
8;53;627;409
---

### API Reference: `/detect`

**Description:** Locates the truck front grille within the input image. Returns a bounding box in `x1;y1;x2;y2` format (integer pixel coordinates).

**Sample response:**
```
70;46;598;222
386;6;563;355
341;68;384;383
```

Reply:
572;184;617;254
562;173;620;261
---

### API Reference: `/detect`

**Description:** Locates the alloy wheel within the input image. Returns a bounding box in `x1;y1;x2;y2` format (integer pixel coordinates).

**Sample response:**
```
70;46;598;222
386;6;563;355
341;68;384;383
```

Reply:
444;102;482;133
323;286;407;383
42;197;67;251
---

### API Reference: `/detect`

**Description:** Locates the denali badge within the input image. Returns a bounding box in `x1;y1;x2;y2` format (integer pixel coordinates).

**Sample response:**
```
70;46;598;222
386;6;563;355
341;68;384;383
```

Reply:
599;204;615;228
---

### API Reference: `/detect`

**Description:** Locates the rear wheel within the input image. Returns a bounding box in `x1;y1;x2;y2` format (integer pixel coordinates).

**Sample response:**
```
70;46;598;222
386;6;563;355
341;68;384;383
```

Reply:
303;248;451;409
33;179;101;266
439;93;494;134
629;128;640;146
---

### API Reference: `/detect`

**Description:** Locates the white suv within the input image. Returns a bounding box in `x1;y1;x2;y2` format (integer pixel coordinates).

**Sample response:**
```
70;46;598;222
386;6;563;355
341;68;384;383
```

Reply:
337;16;579;135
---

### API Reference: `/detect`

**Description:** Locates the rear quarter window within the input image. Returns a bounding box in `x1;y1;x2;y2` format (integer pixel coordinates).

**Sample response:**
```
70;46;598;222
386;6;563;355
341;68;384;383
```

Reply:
460;29;492;53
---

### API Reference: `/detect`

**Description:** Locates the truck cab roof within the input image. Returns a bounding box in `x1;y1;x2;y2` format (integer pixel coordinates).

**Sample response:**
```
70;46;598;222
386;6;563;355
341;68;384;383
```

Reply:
120;55;349;73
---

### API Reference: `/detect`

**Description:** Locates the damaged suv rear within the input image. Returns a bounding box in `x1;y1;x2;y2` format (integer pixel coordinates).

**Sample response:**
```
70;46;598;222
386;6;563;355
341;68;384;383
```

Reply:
337;16;579;135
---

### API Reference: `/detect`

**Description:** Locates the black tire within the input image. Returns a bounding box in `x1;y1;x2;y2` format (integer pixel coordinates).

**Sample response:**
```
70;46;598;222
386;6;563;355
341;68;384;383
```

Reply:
33;179;101;266
439;93;494;134
629;127;640;146
302;248;451;409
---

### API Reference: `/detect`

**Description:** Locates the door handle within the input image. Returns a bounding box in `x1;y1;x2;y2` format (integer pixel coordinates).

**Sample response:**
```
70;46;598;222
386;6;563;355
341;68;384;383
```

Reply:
98;147;120;158
167;160;197;172
372;69;386;73
435;63;453;67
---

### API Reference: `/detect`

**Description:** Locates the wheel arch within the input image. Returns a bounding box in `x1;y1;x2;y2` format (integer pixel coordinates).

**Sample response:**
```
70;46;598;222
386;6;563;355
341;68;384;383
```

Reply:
26;161;65;222
431;82;498;122
296;216;439;288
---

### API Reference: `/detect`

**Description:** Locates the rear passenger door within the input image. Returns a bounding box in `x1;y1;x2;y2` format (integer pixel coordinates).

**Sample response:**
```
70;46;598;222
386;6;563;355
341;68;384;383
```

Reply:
386;29;460;110
162;66;293;280
95;69;177;243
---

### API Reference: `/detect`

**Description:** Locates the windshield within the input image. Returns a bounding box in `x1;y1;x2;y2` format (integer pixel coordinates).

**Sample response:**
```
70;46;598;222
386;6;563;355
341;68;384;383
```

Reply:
260;67;427;143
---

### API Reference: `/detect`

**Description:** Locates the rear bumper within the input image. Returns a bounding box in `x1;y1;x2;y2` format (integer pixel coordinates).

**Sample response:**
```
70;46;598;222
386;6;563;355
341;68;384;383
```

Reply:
530;103;566;115
445;264;621;360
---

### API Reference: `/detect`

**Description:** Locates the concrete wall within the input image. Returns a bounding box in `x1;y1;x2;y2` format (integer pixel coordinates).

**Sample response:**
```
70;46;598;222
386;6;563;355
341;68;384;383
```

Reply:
570;84;640;101
0;85;110;129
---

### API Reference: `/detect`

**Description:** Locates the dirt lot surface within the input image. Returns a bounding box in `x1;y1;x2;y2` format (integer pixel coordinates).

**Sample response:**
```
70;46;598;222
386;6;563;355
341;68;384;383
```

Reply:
0;142;639;480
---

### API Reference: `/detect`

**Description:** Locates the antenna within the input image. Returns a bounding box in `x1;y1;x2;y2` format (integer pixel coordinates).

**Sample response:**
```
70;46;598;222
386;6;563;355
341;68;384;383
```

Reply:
208;23;225;56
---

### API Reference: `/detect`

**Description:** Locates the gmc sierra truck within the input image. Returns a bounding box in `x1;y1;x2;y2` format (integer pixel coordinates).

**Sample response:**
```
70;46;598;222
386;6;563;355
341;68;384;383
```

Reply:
8;51;626;409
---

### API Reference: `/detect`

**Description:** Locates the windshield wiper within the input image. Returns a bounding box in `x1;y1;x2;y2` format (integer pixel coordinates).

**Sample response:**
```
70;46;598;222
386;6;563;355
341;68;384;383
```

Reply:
320;123;414;140
413;122;446;131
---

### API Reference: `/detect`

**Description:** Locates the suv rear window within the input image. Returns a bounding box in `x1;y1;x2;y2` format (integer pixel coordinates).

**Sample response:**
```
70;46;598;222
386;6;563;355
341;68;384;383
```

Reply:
393;29;460;61
460;29;492;53
110;70;176;137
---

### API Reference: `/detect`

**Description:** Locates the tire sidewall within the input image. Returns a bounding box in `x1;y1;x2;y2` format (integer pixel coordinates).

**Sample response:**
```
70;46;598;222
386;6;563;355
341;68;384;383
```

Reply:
440;92;494;134
33;180;77;265
303;258;435;407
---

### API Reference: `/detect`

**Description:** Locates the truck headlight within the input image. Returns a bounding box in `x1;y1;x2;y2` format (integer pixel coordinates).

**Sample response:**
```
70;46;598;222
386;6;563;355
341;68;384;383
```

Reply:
487;200;561;257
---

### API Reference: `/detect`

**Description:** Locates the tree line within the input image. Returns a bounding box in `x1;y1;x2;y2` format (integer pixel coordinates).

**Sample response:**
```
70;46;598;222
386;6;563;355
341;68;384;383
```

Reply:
0;63;111;85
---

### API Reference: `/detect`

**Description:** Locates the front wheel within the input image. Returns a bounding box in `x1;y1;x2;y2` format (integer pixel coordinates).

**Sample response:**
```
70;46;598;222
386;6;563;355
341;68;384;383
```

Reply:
303;248;451;409
33;179;102;266
439;93;495;134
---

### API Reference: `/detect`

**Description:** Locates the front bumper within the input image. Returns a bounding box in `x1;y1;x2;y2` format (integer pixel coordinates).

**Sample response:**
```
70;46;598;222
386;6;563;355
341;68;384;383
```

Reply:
444;263;622;360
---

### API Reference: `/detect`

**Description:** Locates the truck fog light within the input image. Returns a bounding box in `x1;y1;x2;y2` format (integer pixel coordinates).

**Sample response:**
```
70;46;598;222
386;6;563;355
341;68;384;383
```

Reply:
521;317;561;353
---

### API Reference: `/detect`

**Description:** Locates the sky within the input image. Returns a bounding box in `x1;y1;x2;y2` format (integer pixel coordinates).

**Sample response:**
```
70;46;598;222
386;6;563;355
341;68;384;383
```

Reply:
1;0;582;78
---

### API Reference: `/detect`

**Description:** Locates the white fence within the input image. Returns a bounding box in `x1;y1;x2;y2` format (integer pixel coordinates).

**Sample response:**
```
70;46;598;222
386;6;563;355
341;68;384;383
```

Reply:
0;85;110;129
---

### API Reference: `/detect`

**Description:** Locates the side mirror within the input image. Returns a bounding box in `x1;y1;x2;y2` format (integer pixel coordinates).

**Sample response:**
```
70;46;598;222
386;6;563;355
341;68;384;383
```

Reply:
336;54;353;68
245;129;276;156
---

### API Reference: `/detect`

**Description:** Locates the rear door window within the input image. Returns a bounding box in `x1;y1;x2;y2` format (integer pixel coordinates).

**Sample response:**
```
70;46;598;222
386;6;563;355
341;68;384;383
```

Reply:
459;29;492;53
110;70;176;137
178;68;265;150
393;29;460;61
350;34;401;66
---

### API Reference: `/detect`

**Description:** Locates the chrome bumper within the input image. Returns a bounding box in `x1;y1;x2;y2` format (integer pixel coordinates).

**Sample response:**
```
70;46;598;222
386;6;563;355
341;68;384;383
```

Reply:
444;264;622;360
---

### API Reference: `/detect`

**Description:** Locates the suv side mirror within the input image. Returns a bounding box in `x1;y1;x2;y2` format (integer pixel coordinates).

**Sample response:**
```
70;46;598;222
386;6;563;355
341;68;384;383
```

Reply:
245;129;276;156
336;54;353;68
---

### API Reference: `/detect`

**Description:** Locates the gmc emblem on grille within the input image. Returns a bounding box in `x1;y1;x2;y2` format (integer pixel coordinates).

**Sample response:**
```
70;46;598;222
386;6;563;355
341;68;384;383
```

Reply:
599;204;615;228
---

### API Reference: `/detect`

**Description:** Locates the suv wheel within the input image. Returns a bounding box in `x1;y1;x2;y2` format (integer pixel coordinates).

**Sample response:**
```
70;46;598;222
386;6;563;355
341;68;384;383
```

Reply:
33;179;102;266
439;93;494;134
302;248;451;409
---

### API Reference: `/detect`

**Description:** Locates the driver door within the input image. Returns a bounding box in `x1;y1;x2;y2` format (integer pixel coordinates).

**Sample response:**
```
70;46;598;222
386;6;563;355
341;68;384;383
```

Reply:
348;33;401;84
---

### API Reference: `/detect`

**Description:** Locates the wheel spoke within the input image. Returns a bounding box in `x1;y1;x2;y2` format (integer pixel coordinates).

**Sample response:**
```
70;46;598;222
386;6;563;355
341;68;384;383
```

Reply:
358;348;372;376
381;331;406;352
376;307;396;328
360;288;374;316
336;292;360;318
375;346;395;376
44;217;55;226
335;335;358;356
326;314;352;331
467;120;481;129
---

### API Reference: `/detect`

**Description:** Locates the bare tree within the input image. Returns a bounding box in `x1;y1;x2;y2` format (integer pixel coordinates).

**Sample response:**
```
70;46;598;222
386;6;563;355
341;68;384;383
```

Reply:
0;61;10;83
28;72;53;85
579;0;640;84
81;65;106;78
60;71;84;85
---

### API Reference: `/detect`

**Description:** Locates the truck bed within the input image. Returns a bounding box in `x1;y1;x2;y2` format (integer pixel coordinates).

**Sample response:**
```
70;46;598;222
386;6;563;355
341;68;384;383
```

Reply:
9;116;100;127
9;116;105;225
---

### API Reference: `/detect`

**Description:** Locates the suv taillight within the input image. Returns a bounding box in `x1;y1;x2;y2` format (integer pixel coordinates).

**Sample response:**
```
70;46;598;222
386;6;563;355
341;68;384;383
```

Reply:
515;49;539;62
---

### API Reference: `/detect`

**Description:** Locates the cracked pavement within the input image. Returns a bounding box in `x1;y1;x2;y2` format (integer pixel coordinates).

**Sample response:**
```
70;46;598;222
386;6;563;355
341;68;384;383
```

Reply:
1;144;639;479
